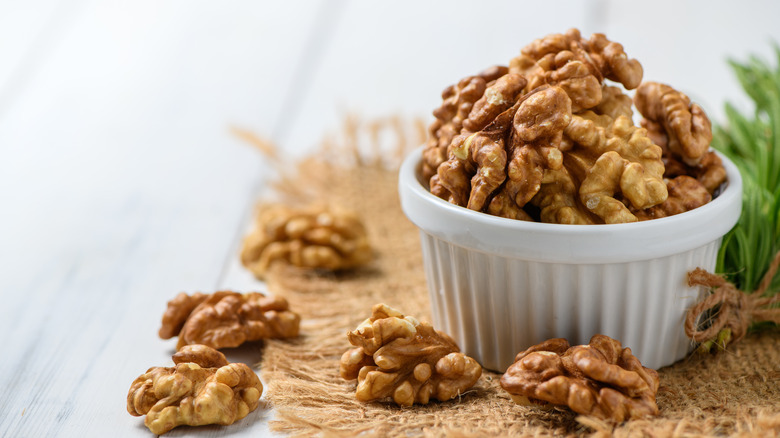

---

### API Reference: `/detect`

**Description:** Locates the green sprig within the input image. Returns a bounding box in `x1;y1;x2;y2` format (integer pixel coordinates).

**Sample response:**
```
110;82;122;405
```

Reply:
713;45;780;304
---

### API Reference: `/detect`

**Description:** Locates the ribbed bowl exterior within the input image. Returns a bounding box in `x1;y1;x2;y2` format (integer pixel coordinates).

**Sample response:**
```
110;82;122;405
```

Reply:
400;146;742;373
420;232;719;371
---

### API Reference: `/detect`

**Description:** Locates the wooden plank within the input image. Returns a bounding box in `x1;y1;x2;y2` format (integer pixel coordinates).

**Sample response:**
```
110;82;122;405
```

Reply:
0;0;70;112
0;0;327;436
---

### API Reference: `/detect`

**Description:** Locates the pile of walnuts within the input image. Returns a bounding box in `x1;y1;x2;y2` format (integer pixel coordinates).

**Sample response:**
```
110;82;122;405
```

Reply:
424;28;725;224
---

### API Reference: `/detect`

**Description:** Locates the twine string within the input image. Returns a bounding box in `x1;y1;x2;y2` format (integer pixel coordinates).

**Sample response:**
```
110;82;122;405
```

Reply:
685;250;780;343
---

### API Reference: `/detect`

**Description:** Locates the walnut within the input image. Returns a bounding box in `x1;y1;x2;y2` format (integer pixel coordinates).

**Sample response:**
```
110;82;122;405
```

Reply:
340;304;481;407
486;190;534;221
510;29;642;111
435;98;517;210
159;291;301;350
463;73;527;133
127;345;263;435
434;86;572;215
633;175;712;220
662;150;727;195
584;33;643;90
241;204;372;279
593;85;634;120
634;81;712;166
424;29;720;223
520;28;584;61
642;110;725;195
423;66;509;180
500;86;572;210
530;166;598;224
562;112;667;223
511;51;602;113
500;335;660;422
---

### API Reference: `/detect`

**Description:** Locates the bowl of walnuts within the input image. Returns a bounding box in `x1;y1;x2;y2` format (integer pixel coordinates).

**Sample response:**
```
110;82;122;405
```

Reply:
399;29;742;372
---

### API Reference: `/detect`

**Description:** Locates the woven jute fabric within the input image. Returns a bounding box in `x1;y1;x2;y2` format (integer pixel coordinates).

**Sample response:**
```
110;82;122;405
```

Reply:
254;124;780;437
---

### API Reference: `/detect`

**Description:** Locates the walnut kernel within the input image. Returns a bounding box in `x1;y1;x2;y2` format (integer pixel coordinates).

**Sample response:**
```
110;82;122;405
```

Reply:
340;304;481;407
127;345;263;435
500;335;660;422
159;291;300;350
241;204;372;279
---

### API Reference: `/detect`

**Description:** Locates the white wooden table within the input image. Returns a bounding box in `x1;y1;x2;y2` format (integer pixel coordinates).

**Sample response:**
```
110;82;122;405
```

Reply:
2;1;780;436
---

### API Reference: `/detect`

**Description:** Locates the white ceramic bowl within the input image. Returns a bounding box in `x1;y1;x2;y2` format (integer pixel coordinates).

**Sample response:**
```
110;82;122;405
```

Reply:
399;146;742;371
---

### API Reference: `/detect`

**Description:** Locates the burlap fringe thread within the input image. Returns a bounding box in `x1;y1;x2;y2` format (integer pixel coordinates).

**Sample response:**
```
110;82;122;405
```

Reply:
686;251;780;349
243;116;780;437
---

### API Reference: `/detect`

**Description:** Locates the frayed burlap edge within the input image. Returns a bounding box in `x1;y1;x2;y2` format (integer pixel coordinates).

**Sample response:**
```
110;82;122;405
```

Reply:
249;116;780;437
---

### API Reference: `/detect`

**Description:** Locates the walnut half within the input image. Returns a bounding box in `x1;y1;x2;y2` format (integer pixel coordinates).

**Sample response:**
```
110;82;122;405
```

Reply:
159;291;301;350
499;335;660;422
241;204;373;279
127;345;263;435
340;304;482;407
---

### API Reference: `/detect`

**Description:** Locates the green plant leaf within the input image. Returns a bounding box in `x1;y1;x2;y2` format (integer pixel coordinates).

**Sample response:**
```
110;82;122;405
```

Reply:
713;47;780;326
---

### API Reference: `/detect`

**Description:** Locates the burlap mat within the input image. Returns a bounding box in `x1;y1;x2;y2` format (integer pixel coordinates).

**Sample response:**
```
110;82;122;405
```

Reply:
253;119;780;437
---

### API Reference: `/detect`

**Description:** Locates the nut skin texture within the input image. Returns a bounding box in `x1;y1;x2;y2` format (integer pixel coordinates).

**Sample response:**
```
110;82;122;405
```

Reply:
241;204;372;279
158;292;209;340
594;85;634;120
500;335;660;423
585;33;643;90
562;112;668;223
511;29;642;109
159;291;301;350
501;86;572;211
632;175;712;220
127;345;263;435
423;66;509;181
634;81;713;166
436;100;517;210
340;304;481;407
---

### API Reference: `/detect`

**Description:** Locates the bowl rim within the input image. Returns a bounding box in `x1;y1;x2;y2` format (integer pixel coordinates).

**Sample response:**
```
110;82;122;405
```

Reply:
398;145;743;263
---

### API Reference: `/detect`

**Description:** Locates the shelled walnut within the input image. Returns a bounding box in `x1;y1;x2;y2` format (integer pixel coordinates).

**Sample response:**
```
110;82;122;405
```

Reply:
422;28;726;224
340;304;481;407
159;291;300;350
556;111;668;223
500;335;660;422
634;81;712;167
127;345;263;435
241;204;372;279
424;65;510;181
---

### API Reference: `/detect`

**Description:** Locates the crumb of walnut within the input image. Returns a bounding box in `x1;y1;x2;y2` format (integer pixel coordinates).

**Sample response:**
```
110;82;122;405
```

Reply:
159;291;300;350
340;303;481;407
500;335;660;422
241;204;372;279
127;345;263;435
